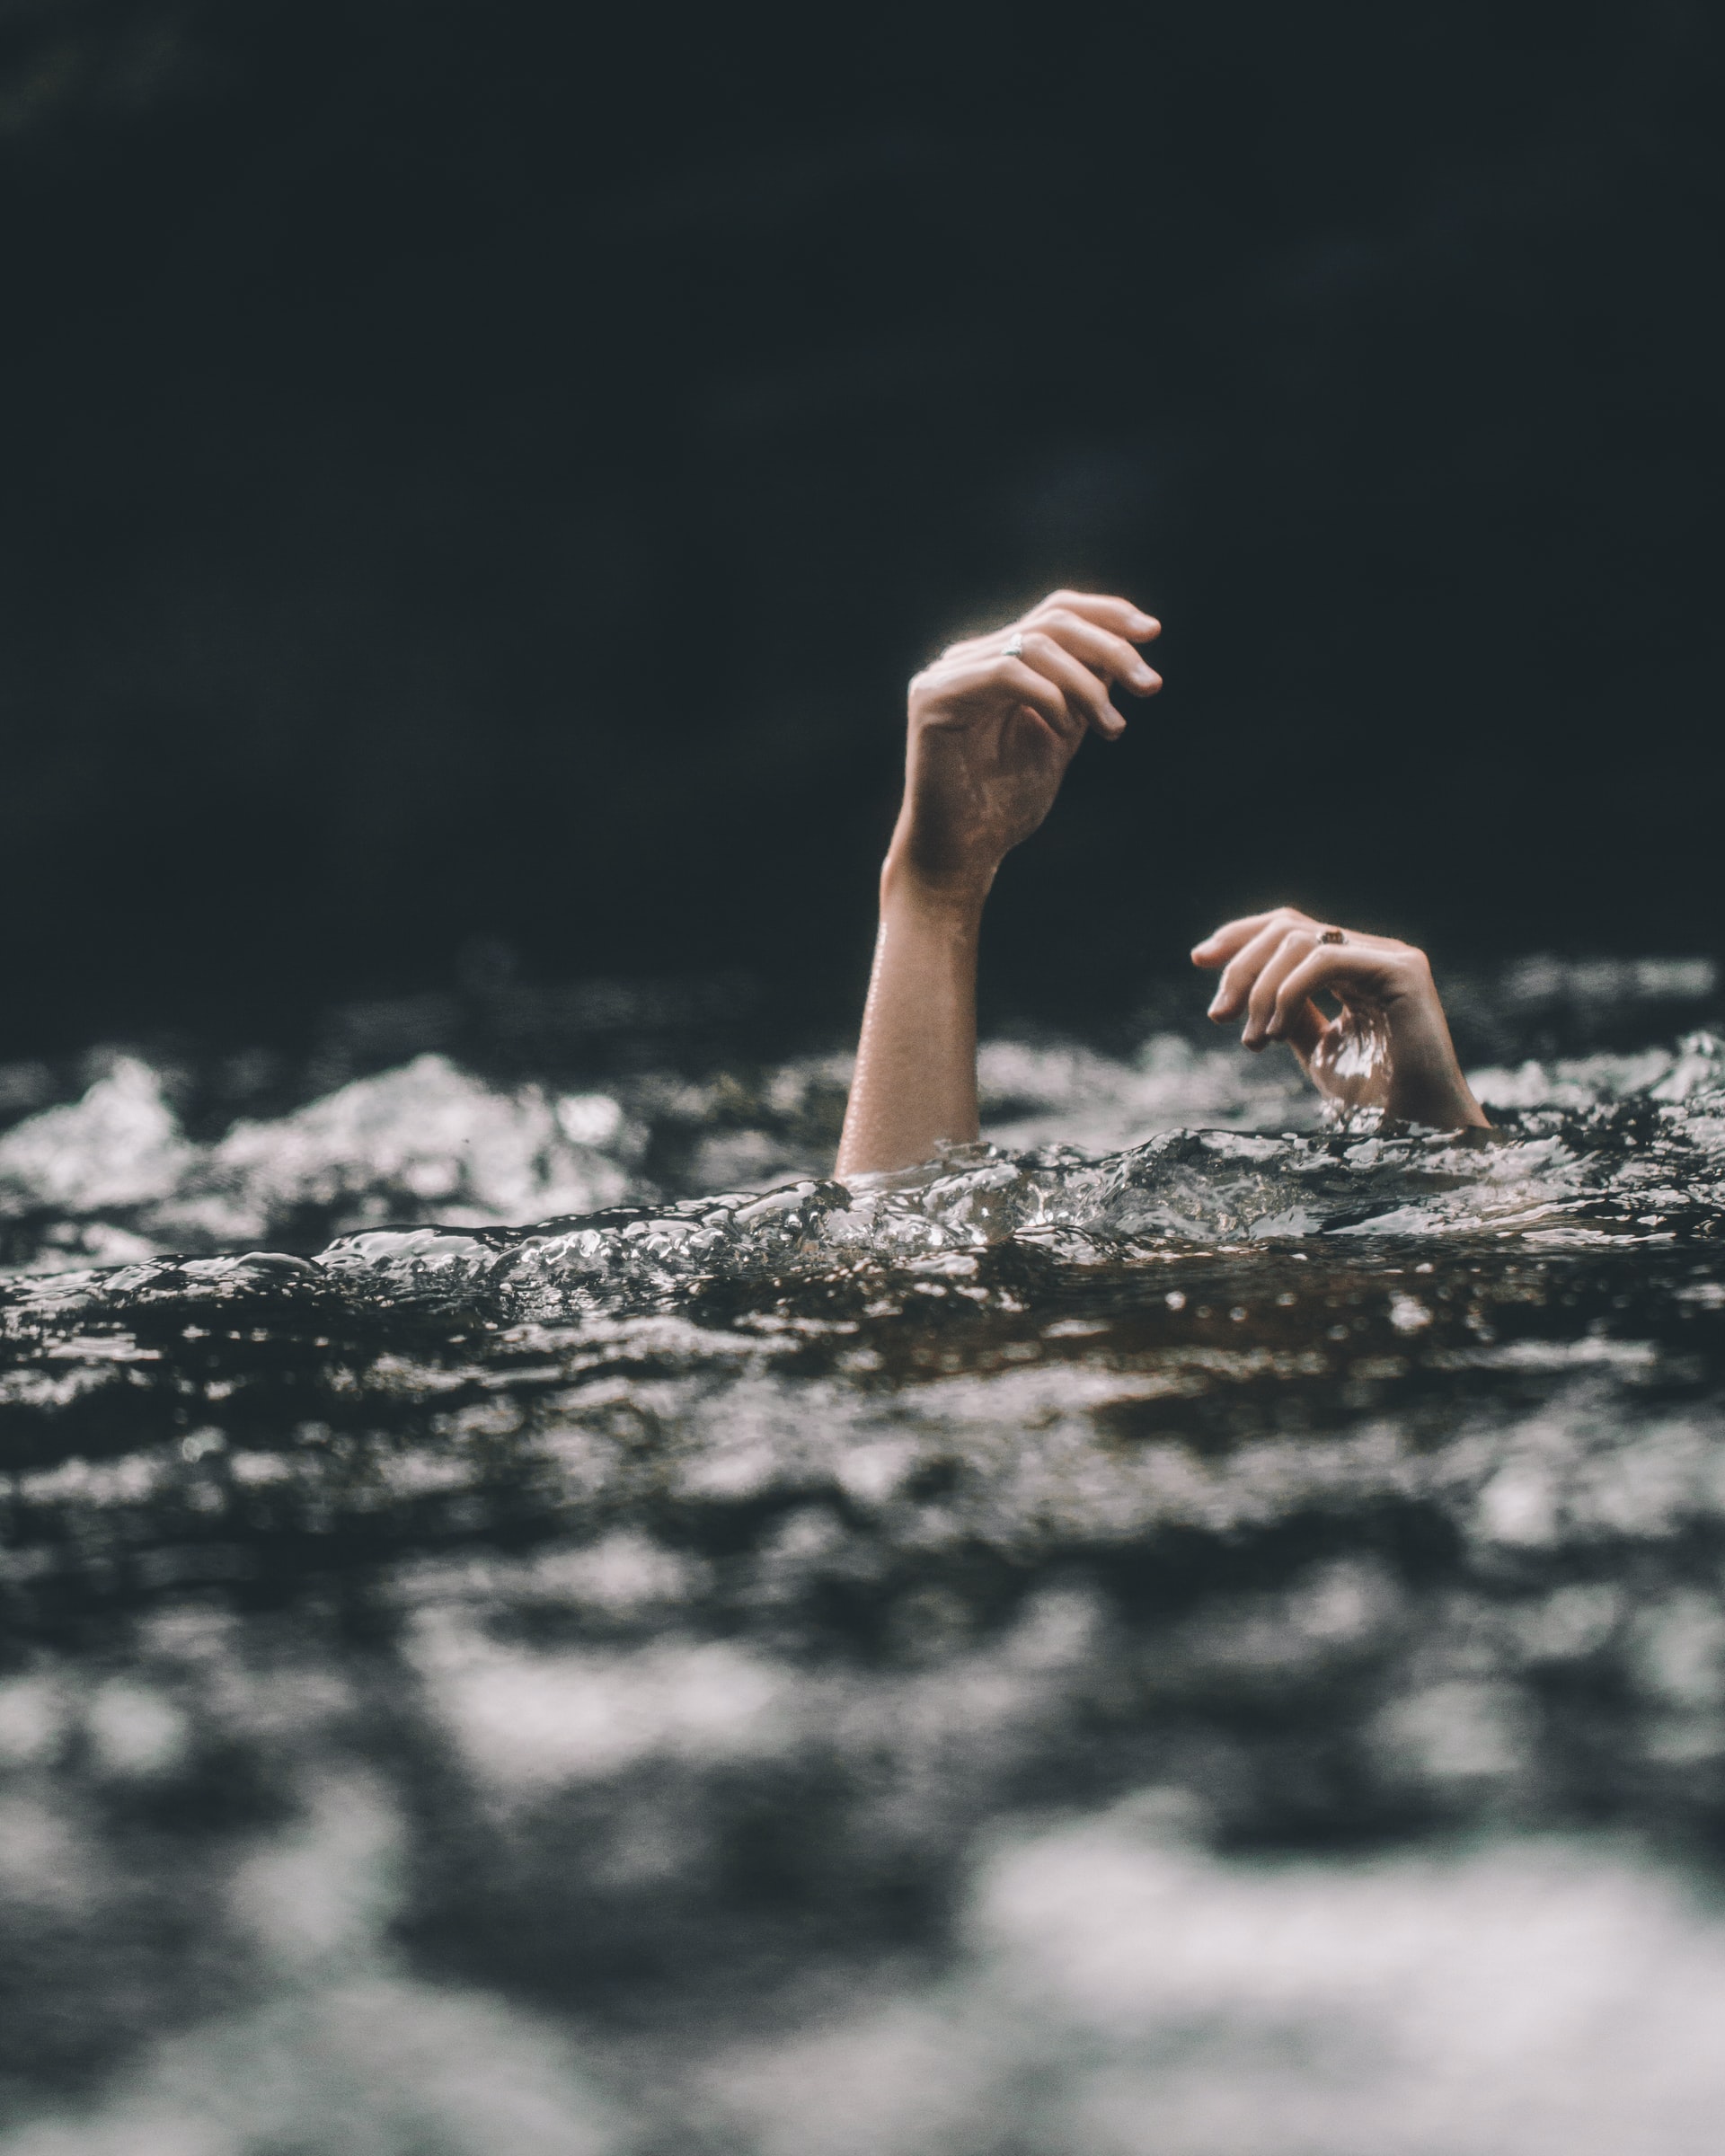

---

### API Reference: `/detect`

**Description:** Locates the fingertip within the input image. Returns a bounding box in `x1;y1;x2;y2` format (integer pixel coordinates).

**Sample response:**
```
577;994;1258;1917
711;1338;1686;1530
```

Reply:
1134;613;1161;638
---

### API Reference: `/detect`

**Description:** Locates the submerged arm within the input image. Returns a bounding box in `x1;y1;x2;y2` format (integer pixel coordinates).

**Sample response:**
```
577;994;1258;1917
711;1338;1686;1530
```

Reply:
837;876;986;1178
836;590;1161;1179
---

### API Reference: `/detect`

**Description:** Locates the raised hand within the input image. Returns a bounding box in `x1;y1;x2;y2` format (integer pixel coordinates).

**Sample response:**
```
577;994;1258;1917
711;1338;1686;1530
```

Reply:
836;591;1161;1179
889;590;1162;900
1191;906;1490;1130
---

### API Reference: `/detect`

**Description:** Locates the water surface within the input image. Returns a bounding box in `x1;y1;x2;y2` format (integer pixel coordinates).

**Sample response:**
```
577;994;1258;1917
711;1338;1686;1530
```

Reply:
4;959;1725;2152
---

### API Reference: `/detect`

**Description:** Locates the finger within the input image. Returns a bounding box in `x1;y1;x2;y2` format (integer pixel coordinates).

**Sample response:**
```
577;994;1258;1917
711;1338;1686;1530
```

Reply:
1191;910;1409;972
1026;607;1161;697
939;593;1159;669
1031;589;1161;643
1208;917;1307;1021
1191;911;1285;969
1198;908;1318;994
915;650;1076;745
1243;929;1322;1047
1264;948;1403;1041
1016;631;1124;739
992;655;1080;744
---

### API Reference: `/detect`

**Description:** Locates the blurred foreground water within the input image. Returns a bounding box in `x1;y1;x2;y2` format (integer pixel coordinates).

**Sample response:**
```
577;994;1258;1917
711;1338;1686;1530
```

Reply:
4;957;1725;2153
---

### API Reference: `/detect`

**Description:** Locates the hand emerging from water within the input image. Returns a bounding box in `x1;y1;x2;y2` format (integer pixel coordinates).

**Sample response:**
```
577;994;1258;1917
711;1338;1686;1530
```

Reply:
1192;907;1490;1130
888;590;1162;900
836;590;1161;1179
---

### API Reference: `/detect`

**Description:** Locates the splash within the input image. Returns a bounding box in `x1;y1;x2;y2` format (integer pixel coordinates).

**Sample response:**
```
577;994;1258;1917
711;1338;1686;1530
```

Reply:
0;1028;1720;1329
4;975;1725;2149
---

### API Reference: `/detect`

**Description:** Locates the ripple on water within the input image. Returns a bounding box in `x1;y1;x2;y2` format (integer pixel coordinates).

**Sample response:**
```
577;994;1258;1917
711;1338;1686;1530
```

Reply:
2;1004;1725;2145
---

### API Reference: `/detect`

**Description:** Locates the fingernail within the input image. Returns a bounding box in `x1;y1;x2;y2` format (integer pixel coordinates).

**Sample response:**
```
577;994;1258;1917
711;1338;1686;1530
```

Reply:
1207;998;1225;1018
1136;613;1160;632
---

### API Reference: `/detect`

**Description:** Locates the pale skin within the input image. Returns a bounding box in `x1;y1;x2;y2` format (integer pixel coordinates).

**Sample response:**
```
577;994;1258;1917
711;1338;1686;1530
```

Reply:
836;591;1162;1179
836;595;1486;1179
1192;908;1490;1131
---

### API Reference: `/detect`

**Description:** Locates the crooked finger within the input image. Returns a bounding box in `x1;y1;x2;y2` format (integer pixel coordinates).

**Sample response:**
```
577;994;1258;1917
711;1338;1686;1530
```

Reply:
994;655;1081;744
1243;930;1323;1047
1264;949;1397;1040
1195;907;1317;980
1031;589;1161;643
1208;918;1309;1021
1016;632;1124;738
1029;608;1161;696
942;593;1158;669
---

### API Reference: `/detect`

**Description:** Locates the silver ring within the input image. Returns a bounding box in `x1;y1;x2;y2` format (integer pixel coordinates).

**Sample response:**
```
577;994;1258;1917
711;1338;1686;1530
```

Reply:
1318;928;1346;945
1002;632;1024;659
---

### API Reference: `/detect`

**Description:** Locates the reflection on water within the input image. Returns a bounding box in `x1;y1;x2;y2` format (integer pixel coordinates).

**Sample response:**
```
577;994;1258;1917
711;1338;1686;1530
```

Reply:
3;962;1725;2151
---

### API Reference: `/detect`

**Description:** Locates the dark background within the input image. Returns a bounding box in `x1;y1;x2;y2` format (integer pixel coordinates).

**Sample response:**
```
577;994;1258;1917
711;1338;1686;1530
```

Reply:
3;0;1721;1056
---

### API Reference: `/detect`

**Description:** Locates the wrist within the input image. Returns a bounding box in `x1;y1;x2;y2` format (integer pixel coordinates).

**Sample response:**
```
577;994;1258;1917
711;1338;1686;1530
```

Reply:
880;840;995;923
1384;1003;1491;1129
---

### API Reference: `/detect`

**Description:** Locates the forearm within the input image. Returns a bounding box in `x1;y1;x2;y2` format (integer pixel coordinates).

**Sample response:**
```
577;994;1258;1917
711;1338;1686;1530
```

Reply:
1386;1005;1491;1129
834;589;1156;1178
836;862;987;1180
